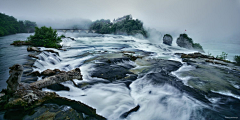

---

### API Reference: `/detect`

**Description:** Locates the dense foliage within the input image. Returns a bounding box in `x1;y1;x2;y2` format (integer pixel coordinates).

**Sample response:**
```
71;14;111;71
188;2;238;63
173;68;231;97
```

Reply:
164;34;173;38
234;55;240;66
27;26;62;48
90;15;148;38
181;34;204;51
0;13;37;36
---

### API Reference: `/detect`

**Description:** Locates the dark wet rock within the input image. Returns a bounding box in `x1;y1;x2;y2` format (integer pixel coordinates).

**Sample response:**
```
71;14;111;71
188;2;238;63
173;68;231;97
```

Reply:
120;105;140;118
163;34;173;46
123;53;143;61
47;83;70;91
6;64;23;94
91;58;135;81
24;104;84;120
27;46;40;52
67;37;75;40
148;59;183;73
10;41;31;46
28;54;39;59
182;58;197;63
176;52;235;65
176;34;193;49
180;52;209;58
30;68;82;89
44;50;59;56
176;34;204;52
41;69;56;76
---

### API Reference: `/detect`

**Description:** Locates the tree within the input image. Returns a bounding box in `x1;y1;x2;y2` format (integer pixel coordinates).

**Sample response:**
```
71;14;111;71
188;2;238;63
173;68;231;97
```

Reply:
27;26;62;48
89;15;148;37
0;13;37;36
24;20;37;33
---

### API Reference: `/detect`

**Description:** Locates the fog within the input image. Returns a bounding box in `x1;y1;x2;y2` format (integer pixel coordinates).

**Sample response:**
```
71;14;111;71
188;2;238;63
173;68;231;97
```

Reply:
1;0;240;44
37;18;92;29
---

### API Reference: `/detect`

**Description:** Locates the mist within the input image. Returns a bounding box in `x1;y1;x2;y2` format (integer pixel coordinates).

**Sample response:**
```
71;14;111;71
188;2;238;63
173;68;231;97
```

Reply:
36;18;92;29
1;0;240;44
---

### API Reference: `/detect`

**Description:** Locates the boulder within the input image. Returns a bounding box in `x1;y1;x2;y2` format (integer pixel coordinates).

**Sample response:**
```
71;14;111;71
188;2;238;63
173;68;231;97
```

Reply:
28;54;39;59
176;34;204;52
176;34;193;49
27;46;40;52
30;68;82;89
163;34;173;46
41;69;56;76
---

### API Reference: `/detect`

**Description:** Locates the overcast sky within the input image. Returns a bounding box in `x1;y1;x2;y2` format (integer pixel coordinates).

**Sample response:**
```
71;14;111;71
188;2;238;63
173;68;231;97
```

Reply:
1;0;240;43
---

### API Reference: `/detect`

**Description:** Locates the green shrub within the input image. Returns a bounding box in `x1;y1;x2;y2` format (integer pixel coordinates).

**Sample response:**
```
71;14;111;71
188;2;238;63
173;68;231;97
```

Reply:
27;26;62;48
234;55;240;66
193;43;203;50
216;52;228;60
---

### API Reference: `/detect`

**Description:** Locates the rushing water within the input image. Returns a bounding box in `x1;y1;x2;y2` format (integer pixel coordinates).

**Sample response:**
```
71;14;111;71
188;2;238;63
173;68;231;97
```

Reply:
0;32;240;120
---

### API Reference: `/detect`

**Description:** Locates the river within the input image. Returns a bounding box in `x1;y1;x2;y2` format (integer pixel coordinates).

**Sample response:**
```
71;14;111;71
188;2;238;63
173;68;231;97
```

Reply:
0;32;239;120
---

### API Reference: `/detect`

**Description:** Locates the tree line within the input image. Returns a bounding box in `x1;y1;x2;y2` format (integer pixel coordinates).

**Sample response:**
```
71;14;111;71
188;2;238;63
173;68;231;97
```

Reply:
0;13;37;36
90;15;148;38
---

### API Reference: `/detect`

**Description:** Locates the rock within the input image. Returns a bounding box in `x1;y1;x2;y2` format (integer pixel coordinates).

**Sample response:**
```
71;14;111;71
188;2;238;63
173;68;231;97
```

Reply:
10;41;31;46
1;66;105;119
28;54;39;59
27;46;40;52
30;68;82;89
180;52;208;58
176;34;204;52
120;105;140;118
91;58;135;81
176;34;194;49
27;71;41;76
24;104;84;120
67;37;75;40
163;34;173;46
41;69;56;76
58;48;67;51
6;64;23;94
43;50;59;56
47;84;70;91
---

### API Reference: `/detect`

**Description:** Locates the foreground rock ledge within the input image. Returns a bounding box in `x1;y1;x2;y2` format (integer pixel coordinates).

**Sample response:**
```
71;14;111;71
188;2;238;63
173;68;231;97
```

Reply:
0;64;106;120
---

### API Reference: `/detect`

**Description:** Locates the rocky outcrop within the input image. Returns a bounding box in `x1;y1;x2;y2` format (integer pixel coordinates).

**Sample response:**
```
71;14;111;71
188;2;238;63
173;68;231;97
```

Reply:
0;65;105;119
176;34;204;52
10;41;31;46
6;64;23;94
175;52;237;68
30;68;82;89
27;46;40;52
176;34;193;49
163;34;173;46
41;69;57;76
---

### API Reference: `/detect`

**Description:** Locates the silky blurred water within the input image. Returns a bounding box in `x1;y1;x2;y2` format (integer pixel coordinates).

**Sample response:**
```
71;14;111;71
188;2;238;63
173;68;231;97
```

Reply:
0;33;33;90
0;32;239;120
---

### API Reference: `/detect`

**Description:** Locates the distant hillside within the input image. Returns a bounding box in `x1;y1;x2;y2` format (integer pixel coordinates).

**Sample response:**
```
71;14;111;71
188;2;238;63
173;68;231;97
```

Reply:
90;15;148;38
0;13;37;36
